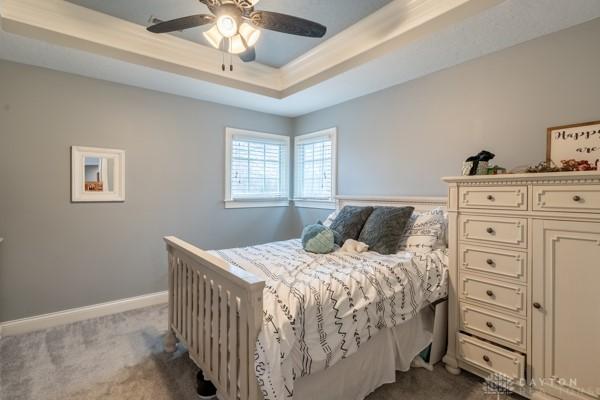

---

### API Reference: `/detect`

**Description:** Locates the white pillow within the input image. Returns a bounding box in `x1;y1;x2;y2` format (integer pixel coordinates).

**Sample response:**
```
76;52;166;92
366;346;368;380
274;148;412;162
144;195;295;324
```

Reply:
322;209;340;228
398;207;446;254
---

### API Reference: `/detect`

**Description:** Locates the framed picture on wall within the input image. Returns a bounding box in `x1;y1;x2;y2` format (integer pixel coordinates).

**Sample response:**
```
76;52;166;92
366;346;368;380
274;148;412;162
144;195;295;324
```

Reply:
71;146;125;202
546;120;600;168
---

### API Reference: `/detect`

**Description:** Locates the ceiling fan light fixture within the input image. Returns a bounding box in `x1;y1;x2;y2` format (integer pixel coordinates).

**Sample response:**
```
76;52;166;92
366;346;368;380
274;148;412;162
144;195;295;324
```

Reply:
216;14;238;38
228;34;247;54
203;25;224;48
147;0;327;63
239;22;260;47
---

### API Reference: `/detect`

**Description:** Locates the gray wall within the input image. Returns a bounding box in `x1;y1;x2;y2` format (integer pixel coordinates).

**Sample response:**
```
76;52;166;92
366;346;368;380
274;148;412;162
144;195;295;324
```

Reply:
0;61;293;322
291;18;600;228
2;18;600;322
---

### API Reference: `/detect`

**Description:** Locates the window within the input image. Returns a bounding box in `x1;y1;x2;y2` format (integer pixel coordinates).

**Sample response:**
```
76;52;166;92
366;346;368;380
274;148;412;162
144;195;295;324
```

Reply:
294;128;337;209
225;128;289;208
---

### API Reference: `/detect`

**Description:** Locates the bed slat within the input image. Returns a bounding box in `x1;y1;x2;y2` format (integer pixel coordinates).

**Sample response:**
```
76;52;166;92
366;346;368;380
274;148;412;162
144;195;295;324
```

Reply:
229;296;238;399
198;273;205;362
191;269;198;357
220;289;228;386
239;304;248;400
212;282;219;375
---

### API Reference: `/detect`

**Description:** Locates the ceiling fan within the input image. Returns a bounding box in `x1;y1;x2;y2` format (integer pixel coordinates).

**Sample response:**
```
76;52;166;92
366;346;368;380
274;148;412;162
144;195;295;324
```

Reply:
147;0;327;63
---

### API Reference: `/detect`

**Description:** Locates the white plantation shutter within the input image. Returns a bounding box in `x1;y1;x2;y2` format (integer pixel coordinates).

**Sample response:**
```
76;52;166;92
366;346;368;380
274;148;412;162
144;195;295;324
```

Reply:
226;129;289;202
294;128;337;201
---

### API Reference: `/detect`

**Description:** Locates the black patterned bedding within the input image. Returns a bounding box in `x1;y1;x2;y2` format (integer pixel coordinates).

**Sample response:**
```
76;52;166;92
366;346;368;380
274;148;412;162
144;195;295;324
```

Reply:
212;239;448;400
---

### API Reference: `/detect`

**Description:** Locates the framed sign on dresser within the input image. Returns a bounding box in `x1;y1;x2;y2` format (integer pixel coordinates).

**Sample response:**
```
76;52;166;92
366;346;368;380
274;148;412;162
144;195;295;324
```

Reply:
442;171;600;400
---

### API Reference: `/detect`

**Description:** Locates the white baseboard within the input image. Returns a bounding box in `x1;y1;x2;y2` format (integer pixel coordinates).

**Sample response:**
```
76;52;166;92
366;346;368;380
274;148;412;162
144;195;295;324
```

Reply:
0;291;168;338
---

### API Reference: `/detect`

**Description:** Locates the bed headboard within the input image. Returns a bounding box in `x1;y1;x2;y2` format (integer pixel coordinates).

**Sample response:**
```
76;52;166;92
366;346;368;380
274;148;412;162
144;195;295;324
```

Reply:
336;195;447;213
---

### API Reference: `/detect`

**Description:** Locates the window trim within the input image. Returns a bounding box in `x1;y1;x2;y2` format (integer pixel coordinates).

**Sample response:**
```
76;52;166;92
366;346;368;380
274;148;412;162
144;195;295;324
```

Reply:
225;127;290;209
293;127;337;209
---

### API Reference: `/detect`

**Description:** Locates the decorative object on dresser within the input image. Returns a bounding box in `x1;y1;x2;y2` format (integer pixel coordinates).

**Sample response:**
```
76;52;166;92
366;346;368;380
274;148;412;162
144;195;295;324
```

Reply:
547;120;600;169
442;171;600;400
71;146;125;202
524;159;597;174
462;150;496;176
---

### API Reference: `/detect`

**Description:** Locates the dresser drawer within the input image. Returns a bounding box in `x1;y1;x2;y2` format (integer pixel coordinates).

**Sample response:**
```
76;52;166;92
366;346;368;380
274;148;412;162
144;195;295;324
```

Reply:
533;185;600;213
459;186;527;210
460;274;526;315
460;245;527;282
460;303;526;351
459;215;527;248
458;333;525;381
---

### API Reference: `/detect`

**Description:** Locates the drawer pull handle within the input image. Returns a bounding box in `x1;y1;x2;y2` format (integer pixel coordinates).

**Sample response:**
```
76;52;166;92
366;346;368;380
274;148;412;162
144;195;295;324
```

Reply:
486;259;494;265
573;195;582;202
486;321;494;328
483;355;490;362
487;195;494;201
486;290;494;297
533;302;542;309
486;227;495;234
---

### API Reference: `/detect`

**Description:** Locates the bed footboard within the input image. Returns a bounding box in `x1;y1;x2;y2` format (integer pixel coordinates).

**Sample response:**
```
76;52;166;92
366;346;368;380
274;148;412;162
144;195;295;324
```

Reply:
164;236;265;400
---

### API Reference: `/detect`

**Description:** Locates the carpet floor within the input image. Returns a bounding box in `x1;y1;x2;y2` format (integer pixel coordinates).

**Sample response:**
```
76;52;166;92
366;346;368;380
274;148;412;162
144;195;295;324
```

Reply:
0;304;520;400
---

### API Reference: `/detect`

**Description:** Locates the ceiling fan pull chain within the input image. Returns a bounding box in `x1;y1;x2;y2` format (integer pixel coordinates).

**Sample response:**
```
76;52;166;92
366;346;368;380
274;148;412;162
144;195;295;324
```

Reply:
221;51;225;72
230;54;234;72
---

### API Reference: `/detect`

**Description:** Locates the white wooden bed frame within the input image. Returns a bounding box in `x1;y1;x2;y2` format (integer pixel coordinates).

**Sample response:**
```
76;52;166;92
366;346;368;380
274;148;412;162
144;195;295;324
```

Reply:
163;195;447;400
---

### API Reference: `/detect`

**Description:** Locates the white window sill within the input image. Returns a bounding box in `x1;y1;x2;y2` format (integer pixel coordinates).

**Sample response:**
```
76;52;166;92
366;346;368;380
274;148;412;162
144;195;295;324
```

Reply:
224;199;290;209
293;199;336;209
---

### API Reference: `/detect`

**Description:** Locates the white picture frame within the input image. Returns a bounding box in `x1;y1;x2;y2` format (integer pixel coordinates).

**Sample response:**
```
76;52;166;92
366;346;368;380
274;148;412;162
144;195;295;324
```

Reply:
547;120;600;168
71;146;125;202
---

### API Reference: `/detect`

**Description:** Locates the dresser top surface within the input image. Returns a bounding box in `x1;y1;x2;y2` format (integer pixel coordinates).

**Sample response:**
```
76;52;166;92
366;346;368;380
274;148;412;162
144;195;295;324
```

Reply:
442;171;600;184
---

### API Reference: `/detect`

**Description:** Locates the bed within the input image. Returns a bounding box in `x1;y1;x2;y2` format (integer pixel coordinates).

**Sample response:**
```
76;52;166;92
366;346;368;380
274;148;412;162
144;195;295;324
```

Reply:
163;196;449;400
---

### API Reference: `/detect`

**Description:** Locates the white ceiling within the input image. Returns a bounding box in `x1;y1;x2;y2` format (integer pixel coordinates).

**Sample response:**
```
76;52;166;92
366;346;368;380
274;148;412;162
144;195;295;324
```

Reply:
65;0;393;67
1;0;600;117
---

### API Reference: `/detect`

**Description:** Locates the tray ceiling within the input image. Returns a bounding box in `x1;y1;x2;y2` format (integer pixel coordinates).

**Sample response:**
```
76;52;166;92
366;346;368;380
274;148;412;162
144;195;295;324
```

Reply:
66;0;393;67
2;0;600;116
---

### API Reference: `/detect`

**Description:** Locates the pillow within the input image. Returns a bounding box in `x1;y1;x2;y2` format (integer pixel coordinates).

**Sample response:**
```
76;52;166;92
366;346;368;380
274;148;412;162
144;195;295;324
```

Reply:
317;220;342;244
322;209;340;228
398;207;446;254
301;224;335;254
357;206;414;255
329;206;374;246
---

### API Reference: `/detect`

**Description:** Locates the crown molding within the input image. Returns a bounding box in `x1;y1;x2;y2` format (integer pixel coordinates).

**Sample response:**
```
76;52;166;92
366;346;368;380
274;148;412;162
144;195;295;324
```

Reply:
0;0;282;97
281;0;504;96
281;0;470;89
0;0;499;99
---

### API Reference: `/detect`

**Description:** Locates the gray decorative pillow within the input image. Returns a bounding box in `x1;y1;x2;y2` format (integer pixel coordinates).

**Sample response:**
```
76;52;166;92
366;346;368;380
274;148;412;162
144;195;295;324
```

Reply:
358;206;415;255
329;206;374;246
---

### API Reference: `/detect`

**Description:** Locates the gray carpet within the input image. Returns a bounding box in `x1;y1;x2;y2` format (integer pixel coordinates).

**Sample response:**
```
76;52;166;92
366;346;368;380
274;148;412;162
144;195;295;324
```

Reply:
0;304;517;400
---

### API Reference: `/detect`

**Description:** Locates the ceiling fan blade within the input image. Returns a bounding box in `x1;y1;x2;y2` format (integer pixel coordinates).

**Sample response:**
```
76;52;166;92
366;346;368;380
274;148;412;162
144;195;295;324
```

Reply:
147;14;214;33
250;11;326;38
239;47;256;62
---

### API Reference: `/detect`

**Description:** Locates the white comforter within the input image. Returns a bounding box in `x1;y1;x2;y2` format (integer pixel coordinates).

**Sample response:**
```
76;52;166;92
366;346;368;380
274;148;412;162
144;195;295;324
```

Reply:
212;239;448;400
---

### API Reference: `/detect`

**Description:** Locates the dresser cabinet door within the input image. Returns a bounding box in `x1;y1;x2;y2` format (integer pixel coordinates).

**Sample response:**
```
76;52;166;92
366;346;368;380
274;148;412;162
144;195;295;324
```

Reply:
532;220;600;399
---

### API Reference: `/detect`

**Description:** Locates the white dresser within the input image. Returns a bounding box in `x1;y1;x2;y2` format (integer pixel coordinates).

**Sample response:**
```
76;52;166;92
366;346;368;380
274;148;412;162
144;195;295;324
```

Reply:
442;172;600;400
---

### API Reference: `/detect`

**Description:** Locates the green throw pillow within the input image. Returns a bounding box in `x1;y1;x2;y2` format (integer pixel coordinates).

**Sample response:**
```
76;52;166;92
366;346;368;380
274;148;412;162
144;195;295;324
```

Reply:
302;223;335;254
